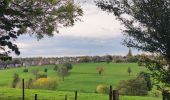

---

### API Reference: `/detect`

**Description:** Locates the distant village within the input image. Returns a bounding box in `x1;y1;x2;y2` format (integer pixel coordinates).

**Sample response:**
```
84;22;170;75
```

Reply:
0;48;158;70
0;55;131;69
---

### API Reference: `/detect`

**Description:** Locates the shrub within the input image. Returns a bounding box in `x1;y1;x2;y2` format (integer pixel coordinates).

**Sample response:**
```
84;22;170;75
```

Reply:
115;59;123;63
96;84;109;94
33;78;58;90
149;90;161;97
36;72;47;79
117;77;148;96
12;73;20;88
23;68;28;73
137;71;152;91
44;68;48;73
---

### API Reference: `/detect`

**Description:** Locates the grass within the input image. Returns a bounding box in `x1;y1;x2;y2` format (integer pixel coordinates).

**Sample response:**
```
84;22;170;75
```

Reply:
0;62;161;99
0;87;160;100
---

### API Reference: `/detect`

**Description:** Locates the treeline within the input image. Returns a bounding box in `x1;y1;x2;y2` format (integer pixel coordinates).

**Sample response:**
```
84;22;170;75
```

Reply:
0;54;157;69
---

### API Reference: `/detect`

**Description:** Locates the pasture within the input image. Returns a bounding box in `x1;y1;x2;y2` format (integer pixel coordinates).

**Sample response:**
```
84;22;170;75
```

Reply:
0;62;161;100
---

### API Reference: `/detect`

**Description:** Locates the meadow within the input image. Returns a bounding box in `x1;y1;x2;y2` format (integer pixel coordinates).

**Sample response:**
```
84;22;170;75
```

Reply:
0;62;161;100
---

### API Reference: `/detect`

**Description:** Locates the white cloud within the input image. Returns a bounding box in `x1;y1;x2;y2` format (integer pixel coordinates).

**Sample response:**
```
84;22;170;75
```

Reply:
58;3;123;39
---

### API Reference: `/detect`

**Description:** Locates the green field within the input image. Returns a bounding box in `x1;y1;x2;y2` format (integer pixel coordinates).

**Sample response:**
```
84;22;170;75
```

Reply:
0;62;161;100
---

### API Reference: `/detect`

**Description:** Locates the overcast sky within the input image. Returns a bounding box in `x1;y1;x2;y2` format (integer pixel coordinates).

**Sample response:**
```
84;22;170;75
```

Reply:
12;0;140;57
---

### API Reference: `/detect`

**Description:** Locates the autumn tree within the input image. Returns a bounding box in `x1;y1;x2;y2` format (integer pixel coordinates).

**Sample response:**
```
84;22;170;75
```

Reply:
96;67;104;75
0;0;83;59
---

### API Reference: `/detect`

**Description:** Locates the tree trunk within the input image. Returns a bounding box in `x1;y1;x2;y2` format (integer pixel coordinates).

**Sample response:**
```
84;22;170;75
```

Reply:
162;90;166;100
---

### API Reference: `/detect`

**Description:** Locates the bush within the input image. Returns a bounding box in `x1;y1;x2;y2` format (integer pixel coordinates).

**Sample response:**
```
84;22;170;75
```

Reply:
137;71;152;91
117;77;148;96
149;90;161;97
32;78;58;90
12;73;20;88
44;68;48;73
96;84;109;94
23;68;28;73
36;72;47;79
115;59;123;63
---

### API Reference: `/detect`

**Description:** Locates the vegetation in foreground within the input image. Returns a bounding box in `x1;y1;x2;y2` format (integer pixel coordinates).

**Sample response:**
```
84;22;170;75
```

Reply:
0;87;160;100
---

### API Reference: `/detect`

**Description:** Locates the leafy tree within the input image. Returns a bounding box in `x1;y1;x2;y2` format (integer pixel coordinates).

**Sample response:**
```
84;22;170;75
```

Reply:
63;62;73;70
117;77;148;96
105;55;113;64
138;71;153;91
0;0;83;58
12;73;20;88
57;66;70;81
96;0;170;93
53;65;58;71
127;67;132;76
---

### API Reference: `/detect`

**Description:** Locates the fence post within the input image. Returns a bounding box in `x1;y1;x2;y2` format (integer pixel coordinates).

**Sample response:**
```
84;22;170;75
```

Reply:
35;94;37;100
75;91;77;100
109;85;113;100
65;95;67;100
22;79;25;100
112;90;119;100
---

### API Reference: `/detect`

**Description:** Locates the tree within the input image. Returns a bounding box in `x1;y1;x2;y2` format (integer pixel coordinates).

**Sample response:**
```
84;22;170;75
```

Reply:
63;62;73;70
138;71;153;91
96;0;170;93
12;73;20;88
96;67;104;75
105;55;113;64
117;77;148;96
0;0;83;59
127;48;132;58
127;67;132;76
57;66;70;81
53;65;58;71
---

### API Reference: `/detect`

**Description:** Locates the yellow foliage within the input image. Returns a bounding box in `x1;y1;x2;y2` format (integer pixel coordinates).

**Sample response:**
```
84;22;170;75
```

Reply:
33;77;58;90
96;84;108;94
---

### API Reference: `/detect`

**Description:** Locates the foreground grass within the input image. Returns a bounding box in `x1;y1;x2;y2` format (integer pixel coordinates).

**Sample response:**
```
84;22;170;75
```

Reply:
0;87;161;100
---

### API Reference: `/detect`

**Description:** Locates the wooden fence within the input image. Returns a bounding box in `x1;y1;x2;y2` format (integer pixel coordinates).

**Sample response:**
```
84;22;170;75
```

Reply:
21;79;119;100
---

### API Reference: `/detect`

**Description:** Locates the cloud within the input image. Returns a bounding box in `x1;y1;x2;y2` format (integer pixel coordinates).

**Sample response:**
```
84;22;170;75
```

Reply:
11;1;140;57
58;3;123;39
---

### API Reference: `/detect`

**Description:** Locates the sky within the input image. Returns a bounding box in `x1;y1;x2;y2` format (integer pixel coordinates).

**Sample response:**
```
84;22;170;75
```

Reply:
12;0;140;57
